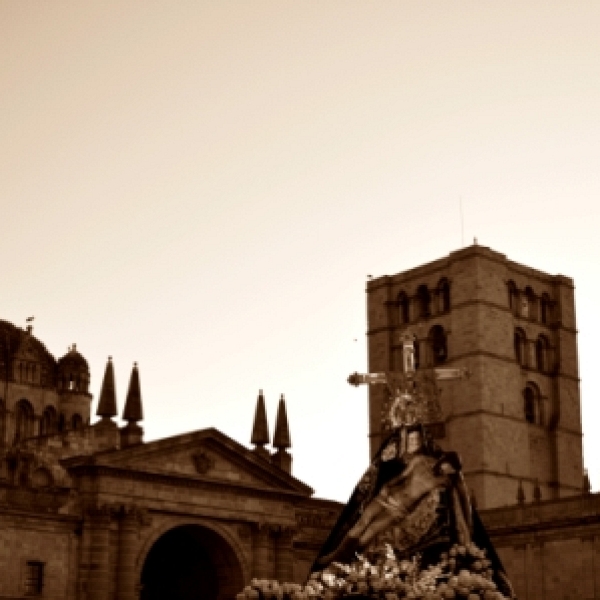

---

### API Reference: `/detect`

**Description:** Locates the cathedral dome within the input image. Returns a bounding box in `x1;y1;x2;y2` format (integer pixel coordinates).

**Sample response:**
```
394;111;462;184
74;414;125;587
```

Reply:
57;344;90;392
58;344;89;370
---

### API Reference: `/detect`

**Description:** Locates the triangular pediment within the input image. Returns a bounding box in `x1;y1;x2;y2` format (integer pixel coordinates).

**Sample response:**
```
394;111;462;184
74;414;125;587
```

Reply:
77;427;312;496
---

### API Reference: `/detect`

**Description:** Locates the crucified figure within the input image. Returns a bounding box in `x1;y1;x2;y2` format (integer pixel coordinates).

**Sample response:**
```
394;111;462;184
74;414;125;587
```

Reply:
317;427;468;566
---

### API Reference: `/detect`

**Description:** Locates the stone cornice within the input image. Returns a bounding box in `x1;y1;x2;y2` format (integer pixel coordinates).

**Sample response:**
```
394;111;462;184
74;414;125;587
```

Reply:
124;503;296;533
67;463;312;502
484;514;600;539
366;246;571;292
481;493;600;535
448;411;582;437
462;469;582;494
0;502;80;525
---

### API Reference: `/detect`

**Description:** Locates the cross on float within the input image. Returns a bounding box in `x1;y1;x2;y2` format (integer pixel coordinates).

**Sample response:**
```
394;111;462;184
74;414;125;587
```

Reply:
348;330;470;430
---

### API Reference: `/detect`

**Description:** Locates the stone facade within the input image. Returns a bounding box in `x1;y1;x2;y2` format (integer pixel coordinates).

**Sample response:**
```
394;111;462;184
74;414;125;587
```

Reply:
365;245;600;598
1;243;598;599
0;320;341;600
365;244;584;510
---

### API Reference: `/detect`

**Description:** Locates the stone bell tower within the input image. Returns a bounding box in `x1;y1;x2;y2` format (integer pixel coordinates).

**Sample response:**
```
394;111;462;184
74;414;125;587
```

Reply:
366;244;583;509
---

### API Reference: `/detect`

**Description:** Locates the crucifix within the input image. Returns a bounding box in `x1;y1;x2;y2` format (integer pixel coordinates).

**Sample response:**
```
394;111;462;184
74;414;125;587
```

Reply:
348;330;469;437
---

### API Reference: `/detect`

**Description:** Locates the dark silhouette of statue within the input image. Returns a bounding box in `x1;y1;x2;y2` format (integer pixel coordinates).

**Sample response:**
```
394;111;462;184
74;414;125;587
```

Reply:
313;424;468;565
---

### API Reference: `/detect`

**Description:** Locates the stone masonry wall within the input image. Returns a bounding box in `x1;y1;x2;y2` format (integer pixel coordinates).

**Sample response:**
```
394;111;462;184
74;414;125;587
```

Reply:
0;510;78;600
482;492;600;600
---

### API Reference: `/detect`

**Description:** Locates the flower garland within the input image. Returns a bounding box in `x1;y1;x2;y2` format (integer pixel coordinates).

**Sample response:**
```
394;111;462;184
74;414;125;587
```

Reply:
237;542;511;600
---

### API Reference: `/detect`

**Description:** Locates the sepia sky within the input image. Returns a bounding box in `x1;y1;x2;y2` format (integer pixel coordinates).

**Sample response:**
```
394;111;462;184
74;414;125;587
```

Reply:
2;2;600;501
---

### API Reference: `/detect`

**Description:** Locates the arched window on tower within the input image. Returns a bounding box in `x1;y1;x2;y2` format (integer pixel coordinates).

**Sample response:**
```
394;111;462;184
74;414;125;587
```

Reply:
540;293;551;325
14;399;35;443
524;387;536;424
429;325;448;365
523;384;543;425
397;292;410;325
437;279;451;313
536;335;550;373
416;285;431;319
524;287;537;320
507;281;519;316
514;328;527;367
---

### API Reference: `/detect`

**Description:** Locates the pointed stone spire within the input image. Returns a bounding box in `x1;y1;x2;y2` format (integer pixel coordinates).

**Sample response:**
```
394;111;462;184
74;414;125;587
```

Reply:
251;390;269;446
271;393;292;474
273;394;291;450
94;356;119;451
96;357;117;419
122;363;143;423
251;390;270;459
120;363;144;448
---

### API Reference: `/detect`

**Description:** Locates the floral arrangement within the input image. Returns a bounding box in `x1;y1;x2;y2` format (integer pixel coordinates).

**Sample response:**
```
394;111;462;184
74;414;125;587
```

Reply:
237;542;511;600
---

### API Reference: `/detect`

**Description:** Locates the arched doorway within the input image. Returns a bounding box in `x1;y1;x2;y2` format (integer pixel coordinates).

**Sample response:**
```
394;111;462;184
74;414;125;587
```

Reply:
140;524;244;600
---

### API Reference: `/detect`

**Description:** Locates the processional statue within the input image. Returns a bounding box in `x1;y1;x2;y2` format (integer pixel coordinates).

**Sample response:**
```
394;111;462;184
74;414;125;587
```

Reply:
311;331;515;598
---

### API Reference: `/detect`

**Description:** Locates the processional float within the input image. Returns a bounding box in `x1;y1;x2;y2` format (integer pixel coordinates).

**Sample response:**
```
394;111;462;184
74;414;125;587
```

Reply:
238;331;516;600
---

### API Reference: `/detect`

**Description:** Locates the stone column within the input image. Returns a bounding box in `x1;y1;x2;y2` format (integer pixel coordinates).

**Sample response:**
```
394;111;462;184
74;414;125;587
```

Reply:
85;505;114;600
275;527;295;583
116;505;144;600
252;523;274;579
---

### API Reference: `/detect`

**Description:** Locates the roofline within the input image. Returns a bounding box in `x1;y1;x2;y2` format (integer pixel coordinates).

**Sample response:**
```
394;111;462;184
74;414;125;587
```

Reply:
63;426;313;496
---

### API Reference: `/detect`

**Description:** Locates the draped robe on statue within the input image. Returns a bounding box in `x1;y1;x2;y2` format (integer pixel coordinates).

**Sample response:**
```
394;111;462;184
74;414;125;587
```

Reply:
311;424;513;597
